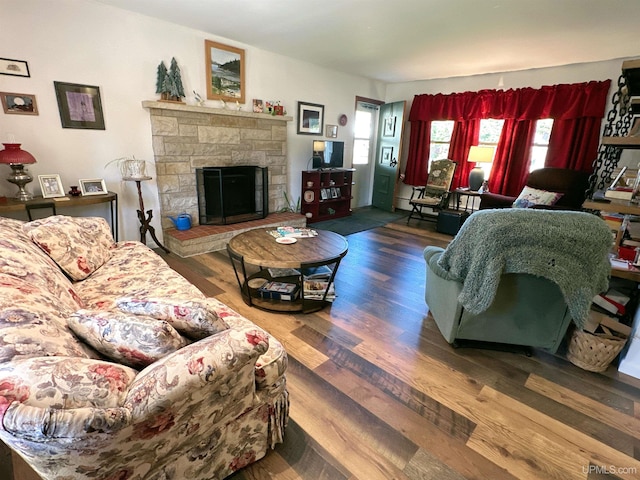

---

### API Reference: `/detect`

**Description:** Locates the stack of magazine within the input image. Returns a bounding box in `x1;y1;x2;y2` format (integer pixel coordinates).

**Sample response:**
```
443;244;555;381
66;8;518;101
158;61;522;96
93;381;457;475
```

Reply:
257;281;300;301
268;227;318;238
302;265;336;302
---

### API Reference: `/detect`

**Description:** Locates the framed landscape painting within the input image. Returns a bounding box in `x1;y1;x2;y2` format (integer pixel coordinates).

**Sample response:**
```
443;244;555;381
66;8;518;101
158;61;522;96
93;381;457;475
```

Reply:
0;92;38;115
205;40;245;103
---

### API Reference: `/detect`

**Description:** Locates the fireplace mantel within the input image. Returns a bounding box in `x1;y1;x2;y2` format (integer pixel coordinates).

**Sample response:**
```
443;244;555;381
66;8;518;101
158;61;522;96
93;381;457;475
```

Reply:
142;100;293;122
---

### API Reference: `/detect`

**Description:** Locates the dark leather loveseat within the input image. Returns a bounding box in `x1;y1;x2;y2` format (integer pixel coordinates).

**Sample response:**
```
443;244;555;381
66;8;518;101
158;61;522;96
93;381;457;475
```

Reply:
479;167;590;210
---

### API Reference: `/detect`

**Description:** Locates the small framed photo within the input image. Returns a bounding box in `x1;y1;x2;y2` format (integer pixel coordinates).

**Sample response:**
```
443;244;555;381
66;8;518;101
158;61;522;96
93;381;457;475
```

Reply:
54;81;105;130
79;178;107;196
331;187;340;198
38;174;65;198
326;124;338;138
253;99;263;113
297;101;324;135
381;146;394;165
0;58;30;77
0;92;38;115
320;188;329;200
205;39;245;103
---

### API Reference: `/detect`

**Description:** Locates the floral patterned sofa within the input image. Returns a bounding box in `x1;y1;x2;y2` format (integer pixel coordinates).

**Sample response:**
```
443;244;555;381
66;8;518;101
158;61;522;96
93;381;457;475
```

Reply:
0;215;288;480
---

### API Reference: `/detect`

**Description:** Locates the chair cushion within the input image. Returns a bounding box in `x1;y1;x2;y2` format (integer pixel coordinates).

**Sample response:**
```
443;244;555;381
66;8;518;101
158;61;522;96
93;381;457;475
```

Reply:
23;216;115;281
68;310;188;369
512;186;563;208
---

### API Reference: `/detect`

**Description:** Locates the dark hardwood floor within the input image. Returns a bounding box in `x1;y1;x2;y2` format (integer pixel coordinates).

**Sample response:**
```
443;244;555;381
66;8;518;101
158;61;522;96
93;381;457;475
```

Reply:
160;222;640;480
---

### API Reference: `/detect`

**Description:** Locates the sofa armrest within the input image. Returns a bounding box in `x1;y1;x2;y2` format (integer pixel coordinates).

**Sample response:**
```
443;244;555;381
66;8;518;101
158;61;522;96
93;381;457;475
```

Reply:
479;193;516;209
124;324;269;419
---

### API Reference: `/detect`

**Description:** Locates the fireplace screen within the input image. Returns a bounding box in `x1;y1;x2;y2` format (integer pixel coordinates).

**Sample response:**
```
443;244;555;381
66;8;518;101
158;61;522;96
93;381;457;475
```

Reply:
196;166;268;225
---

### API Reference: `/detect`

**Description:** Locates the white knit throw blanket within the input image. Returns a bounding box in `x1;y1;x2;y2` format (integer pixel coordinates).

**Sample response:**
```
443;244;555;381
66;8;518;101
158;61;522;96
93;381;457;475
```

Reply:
436;209;612;329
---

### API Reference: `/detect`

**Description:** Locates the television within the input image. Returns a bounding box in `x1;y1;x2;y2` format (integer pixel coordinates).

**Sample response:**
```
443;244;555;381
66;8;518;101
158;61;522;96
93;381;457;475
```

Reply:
312;140;344;169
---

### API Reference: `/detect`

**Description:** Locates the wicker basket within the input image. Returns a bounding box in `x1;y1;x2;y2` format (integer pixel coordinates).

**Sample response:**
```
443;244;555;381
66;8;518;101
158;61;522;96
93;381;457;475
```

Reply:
567;326;628;372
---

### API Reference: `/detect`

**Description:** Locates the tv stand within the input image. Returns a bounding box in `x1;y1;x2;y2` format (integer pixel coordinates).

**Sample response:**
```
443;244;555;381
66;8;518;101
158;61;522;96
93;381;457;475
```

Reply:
301;168;355;222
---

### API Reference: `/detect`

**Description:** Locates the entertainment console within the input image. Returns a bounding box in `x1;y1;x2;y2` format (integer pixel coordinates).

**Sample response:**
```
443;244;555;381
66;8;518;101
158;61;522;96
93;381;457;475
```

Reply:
301;168;355;222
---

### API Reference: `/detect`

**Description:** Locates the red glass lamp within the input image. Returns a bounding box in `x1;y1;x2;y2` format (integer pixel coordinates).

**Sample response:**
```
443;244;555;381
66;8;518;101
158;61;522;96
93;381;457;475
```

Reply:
0;143;37;201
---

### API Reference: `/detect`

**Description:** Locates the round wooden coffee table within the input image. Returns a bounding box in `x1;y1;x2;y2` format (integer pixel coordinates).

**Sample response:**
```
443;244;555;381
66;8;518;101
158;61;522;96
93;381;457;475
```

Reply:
227;228;348;313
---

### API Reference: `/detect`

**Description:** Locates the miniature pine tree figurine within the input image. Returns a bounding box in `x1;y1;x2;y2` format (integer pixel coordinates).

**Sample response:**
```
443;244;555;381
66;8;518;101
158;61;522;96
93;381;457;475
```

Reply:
169;57;185;99
155;61;168;96
155;57;185;103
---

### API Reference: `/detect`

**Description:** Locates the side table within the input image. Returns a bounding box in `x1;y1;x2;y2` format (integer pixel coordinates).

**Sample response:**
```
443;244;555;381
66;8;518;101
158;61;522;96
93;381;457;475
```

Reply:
453;188;482;212
123;176;169;253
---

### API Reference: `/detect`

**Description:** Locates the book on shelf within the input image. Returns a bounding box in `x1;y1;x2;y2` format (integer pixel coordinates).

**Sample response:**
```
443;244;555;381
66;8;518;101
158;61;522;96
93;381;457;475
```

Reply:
268;226;318;238
267;268;300;278
302;264;333;280
592;288;630;316
604;187;634;200
303;280;336;301
258;281;300;301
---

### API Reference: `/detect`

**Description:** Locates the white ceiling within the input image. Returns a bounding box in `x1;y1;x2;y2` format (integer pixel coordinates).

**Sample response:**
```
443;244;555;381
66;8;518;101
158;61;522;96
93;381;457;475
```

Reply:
95;0;640;83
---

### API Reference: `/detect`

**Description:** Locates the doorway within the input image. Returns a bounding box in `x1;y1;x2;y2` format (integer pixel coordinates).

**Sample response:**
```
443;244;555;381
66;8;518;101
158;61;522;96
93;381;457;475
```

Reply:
352;97;383;208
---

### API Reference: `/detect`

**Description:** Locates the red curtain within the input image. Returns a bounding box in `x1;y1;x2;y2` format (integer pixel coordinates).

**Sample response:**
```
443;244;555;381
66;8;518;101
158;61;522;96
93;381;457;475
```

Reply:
545;117;604;171
404;80;611;192
404;121;431;186
448;119;480;189
488;119;536;196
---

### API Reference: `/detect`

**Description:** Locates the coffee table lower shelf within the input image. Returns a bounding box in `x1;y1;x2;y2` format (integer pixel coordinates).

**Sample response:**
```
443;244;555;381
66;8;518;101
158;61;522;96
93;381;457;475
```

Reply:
240;272;331;313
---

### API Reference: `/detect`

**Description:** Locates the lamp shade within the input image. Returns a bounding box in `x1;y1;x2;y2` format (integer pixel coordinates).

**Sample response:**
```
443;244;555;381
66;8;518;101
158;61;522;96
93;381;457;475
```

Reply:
0;143;37;165
467;146;495;164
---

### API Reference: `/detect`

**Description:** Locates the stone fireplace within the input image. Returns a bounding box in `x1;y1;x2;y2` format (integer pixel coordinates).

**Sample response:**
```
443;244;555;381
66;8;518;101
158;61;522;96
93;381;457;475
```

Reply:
142;101;305;256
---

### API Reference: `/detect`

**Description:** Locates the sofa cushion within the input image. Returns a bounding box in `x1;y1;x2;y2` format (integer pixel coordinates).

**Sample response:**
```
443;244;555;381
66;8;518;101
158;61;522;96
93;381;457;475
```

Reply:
0;274;96;363
116;297;229;340
0;218;82;312
68;310;188;369
74;241;204;310
0;356;137;415
512;186;563;208
23;215;115;281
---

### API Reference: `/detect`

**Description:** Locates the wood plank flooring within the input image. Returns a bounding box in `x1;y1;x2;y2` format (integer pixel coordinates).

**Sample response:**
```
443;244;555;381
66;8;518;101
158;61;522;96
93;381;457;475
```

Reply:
159;223;640;480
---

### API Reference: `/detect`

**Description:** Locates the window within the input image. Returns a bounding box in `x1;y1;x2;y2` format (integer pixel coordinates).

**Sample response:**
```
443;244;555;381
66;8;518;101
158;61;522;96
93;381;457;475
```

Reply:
353;109;374;165
529;119;553;172
428;118;553;174
429;121;454;163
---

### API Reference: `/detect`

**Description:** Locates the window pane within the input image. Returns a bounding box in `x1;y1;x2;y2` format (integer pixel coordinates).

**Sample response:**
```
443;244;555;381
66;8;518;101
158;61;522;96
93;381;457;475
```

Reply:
353;139;369;165
530;146;548;171
479;119;504;144
429;144;450;161
431;121;454;141
534;118;553;144
354;110;372;138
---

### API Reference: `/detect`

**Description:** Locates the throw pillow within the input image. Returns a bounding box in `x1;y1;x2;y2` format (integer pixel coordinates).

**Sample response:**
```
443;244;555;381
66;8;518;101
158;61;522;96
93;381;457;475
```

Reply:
512;186;563;208
23;216;115;281
68;310;187;369
115;297;229;340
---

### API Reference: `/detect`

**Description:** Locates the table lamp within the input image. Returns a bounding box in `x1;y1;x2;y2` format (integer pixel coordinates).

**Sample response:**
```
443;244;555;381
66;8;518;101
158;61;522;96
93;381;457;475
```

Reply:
0;143;37;201
467;146;495;191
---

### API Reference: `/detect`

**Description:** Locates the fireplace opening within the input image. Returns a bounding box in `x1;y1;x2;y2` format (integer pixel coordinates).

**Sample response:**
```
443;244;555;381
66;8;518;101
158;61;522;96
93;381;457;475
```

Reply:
196;166;268;225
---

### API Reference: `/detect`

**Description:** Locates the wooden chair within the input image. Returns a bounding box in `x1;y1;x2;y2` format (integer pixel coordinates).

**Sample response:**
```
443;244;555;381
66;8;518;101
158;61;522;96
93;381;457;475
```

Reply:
407;159;457;223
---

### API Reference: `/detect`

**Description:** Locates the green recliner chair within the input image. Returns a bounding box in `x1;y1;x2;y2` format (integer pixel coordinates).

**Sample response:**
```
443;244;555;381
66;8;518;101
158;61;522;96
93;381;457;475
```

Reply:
423;209;613;353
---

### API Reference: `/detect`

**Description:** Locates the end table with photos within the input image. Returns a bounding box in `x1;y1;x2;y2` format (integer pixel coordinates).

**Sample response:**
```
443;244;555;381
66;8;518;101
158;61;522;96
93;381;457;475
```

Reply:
227;227;348;313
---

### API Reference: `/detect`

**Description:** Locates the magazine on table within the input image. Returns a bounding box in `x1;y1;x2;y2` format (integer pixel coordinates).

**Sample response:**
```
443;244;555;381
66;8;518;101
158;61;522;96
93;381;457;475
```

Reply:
268;226;318;238
303;280;336;301
258;281;300;301
302;265;333;280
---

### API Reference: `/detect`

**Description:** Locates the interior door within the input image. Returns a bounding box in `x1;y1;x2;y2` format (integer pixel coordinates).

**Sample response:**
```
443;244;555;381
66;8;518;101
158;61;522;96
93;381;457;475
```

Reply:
371;100;406;211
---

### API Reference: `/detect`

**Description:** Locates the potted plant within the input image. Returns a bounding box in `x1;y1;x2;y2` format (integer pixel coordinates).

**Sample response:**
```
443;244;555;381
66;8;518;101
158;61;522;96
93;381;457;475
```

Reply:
105;156;150;180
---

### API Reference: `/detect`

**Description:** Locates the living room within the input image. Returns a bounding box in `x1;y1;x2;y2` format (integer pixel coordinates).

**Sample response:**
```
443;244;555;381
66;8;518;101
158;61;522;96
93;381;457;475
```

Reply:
2;1;640;479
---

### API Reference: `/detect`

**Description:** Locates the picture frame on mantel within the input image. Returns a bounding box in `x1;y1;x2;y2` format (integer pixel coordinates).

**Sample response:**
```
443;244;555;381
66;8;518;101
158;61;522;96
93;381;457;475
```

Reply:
54;81;105;130
205;40;245;103
297;101;324;135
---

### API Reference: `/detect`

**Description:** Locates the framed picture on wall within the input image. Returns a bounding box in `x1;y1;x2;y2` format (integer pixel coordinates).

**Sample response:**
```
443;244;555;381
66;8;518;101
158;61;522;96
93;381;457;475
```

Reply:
54;82;105;130
383;116;396;137
0;58;30;77
325;124;338;138
205;40;245;103
0;92;38;115
297;101;324;135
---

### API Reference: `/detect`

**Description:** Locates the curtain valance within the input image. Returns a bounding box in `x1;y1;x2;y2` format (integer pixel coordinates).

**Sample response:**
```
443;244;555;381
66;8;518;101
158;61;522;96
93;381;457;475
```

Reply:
408;80;611;122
